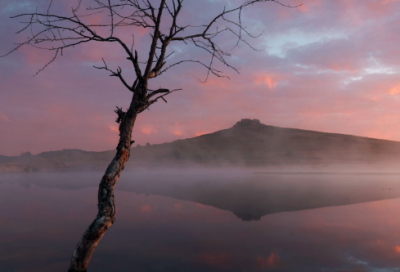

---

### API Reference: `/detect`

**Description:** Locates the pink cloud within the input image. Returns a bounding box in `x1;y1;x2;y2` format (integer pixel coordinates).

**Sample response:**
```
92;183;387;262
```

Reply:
389;86;400;95
376;240;386;247
382;0;398;4
253;73;283;89
256;253;281;268
109;126;119;133
195;131;212;137
0;113;9;122
140;205;151;212
140;127;158;135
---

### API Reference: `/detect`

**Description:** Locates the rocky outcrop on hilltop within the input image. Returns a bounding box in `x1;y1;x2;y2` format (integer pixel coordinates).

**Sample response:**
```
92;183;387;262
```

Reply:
232;118;261;128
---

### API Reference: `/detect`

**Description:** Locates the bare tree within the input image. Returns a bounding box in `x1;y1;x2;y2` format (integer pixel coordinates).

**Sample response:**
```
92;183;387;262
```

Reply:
3;0;299;271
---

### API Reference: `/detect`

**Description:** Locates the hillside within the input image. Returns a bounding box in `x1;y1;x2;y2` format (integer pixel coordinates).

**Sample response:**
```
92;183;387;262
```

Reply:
1;119;400;172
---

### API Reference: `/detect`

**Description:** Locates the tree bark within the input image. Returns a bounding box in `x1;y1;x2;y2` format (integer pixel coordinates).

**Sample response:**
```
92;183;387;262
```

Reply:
68;93;140;272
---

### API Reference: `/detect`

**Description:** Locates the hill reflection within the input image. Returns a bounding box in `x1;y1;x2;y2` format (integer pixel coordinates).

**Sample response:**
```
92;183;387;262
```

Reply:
3;170;400;220
118;170;400;220
1;172;400;272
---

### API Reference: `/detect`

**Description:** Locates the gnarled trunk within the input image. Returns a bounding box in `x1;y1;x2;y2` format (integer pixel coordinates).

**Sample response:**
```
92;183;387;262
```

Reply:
68;94;140;272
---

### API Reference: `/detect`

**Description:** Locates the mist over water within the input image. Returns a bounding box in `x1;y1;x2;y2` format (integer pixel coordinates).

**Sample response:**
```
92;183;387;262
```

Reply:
1;169;400;271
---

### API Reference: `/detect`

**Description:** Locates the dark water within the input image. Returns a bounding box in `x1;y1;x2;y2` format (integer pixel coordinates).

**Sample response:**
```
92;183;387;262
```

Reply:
1;171;400;272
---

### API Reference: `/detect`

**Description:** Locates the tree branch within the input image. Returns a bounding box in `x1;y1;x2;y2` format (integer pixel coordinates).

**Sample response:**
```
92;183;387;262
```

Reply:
137;88;181;113
144;0;166;79
93;58;133;92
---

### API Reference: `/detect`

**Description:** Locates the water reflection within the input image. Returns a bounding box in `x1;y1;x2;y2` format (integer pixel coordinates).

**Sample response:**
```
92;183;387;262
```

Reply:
1;172;400;271
4;170;400;220
118;171;400;221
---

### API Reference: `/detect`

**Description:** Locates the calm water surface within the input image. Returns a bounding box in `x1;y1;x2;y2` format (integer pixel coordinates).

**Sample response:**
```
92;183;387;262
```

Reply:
1;171;400;272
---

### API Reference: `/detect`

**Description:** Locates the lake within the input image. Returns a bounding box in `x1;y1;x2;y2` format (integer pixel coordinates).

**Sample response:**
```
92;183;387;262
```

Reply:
1;170;400;271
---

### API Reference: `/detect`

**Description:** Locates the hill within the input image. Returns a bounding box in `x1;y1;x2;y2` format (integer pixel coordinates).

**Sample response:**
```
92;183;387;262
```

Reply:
1;119;400;172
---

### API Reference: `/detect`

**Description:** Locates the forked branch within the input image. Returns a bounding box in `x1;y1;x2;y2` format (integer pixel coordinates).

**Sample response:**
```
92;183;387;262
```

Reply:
94;58;133;92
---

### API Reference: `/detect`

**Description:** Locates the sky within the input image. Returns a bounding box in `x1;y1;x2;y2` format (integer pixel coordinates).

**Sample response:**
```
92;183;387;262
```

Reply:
1;0;400;156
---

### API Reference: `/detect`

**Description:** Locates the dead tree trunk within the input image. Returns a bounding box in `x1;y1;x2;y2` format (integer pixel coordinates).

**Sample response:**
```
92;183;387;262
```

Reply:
3;2;295;271
68;89;142;272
